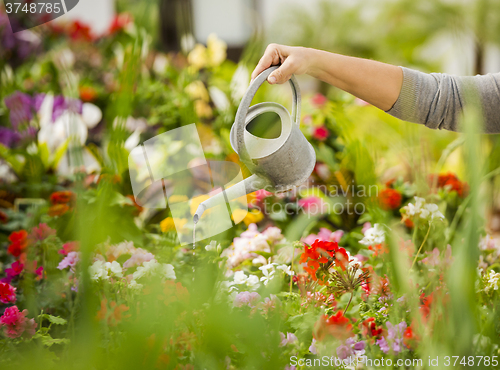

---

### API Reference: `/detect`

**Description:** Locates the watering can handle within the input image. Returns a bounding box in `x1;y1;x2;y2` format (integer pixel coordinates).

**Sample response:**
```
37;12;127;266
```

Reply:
234;66;301;169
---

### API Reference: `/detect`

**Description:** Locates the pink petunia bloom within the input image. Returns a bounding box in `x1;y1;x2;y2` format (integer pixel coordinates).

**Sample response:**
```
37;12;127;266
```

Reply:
298;196;327;215
29;223;56;242
312;126;329;141
123;252;155;268
233;291;261;308
57;251;80;271
0;283;17;304
279;332;298;347
58;241;79;256
0;306;37;338
311;93;327;108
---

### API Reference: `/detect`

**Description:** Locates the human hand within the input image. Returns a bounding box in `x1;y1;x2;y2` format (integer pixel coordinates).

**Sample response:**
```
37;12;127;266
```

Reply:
251;44;313;84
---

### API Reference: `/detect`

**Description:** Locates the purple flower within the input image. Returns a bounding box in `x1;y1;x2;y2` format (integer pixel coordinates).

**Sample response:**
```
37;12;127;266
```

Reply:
0;127;20;148
279;332;298;347
309;338;318;354
336;337;365;360
4;91;33;128
233;291;261;308
33;94;46;113
52;96;83;122
336;343;353;360
376;321;407;355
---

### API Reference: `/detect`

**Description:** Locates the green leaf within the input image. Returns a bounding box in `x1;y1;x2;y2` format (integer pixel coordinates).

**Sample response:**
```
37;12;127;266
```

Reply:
40;314;67;325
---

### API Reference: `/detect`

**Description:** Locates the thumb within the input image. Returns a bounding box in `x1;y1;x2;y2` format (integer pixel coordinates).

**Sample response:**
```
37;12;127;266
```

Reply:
268;57;296;85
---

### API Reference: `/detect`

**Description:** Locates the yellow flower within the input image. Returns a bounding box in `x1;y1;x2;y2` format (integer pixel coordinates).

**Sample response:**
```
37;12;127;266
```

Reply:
194;100;213;118
168;195;189;204
207;33;226;67
231;209;264;226
160;217;187;233
188;44;207;70
185;81;209;102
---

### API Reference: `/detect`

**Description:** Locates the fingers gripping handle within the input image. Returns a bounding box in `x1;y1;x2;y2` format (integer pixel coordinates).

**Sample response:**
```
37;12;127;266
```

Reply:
234;66;301;167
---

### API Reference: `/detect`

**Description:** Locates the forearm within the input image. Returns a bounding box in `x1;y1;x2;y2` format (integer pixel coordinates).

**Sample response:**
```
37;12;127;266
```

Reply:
306;49;403;111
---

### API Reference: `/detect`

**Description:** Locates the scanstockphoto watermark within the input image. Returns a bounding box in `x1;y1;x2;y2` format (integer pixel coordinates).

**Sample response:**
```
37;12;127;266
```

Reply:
252;182;379;218
290;355;423;368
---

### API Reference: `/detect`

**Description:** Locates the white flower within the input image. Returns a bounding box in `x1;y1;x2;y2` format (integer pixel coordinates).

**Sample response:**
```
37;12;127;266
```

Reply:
404;197;444;222
205;240;219;252
227;271;260;291
230;64;249;102
485;270;500;292
81;103;102;129
422;203;445;220
246;275;260;290
359;223;385;246
276;264;294;276
105;261;123;278
128;279;143;291
209;86;230;112
233;271;248;284
161;264;176;280
89;260;108;281
259;263;276;286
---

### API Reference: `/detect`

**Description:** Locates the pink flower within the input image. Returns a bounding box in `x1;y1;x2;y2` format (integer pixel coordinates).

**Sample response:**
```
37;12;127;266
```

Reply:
0;283;16;304
279;332;298;347
1;261;24;283
29;223;56;242
298;196;327;215
57;251;80;270
250;189;273;209
58;241;79;255
312;126;329;141
260;294;279;314
123;252;155;268
302;228;344;245
361;222;372;234
233;291;261;308
0;306;37;338
309;338;318;354
311;93;327;108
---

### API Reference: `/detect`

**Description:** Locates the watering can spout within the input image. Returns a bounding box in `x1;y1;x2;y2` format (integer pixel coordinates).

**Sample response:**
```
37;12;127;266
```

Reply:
193;173;270;224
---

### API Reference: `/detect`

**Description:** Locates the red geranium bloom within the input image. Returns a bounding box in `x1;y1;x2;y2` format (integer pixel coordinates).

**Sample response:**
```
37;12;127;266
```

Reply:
403;324;418;349
311;93;328;108
419;292;433;319
108;13;133;34
68;20;94;42
312;126;330;141
58;241;80;255
300;240;350;283
50;191;75;205
0;282;16;304
379;188;402;210
361;317;383;339
7;230;28;258
429;172;468;197
314;311;352;341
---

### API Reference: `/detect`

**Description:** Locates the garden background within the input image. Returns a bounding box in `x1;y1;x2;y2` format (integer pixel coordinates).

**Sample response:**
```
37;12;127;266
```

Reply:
1;0;500;369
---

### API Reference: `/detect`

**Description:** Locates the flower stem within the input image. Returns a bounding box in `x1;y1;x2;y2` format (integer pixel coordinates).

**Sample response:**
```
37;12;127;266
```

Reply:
344;292;354;315
411;223;432;270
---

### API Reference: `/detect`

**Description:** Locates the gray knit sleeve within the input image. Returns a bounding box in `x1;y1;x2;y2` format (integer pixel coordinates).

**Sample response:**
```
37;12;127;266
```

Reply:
386;67;500;134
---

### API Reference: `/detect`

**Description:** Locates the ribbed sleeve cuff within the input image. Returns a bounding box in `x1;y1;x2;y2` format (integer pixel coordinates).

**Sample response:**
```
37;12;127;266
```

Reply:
385;67;421;123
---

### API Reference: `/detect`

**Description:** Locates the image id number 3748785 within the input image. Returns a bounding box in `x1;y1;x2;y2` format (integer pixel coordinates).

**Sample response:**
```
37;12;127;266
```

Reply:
5;2;61;14
441;356;498;367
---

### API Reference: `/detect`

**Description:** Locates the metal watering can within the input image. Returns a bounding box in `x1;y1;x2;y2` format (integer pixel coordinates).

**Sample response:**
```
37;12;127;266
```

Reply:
193;66;316;223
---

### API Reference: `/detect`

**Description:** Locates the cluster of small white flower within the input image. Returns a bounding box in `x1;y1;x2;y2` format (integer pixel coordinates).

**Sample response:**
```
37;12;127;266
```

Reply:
484;270;500;293
89;260;123;281
404;197;444;221
359;223;385;246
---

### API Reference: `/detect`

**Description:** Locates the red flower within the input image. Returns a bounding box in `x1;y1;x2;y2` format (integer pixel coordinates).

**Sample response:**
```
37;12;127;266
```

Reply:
368;243;388;256
361;317;383;339
314;311;352;341
0;306;37;338
300;240;350;283
312;126;330;141
29;223;56;242
429;173;468;197
79;86;98;102
68;20;94;42
403;325;418;349
50;191;75;205
419;292;433;319
0;283;16;304
311;93;328;108
108;13;133;34
379;188;402;210
7;230;28;258
58;241;79;256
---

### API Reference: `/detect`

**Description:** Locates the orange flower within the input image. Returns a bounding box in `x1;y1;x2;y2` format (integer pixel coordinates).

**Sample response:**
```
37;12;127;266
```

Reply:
48;204;70;217
379;188;402;210
368;243;388;257
79;86;97;102
314;311;352;341
300;240;349;284
96;299;130;326
50;191;75;205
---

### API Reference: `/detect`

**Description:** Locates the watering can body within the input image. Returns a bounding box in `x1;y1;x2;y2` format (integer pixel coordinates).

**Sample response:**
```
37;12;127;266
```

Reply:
193;66;316;223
